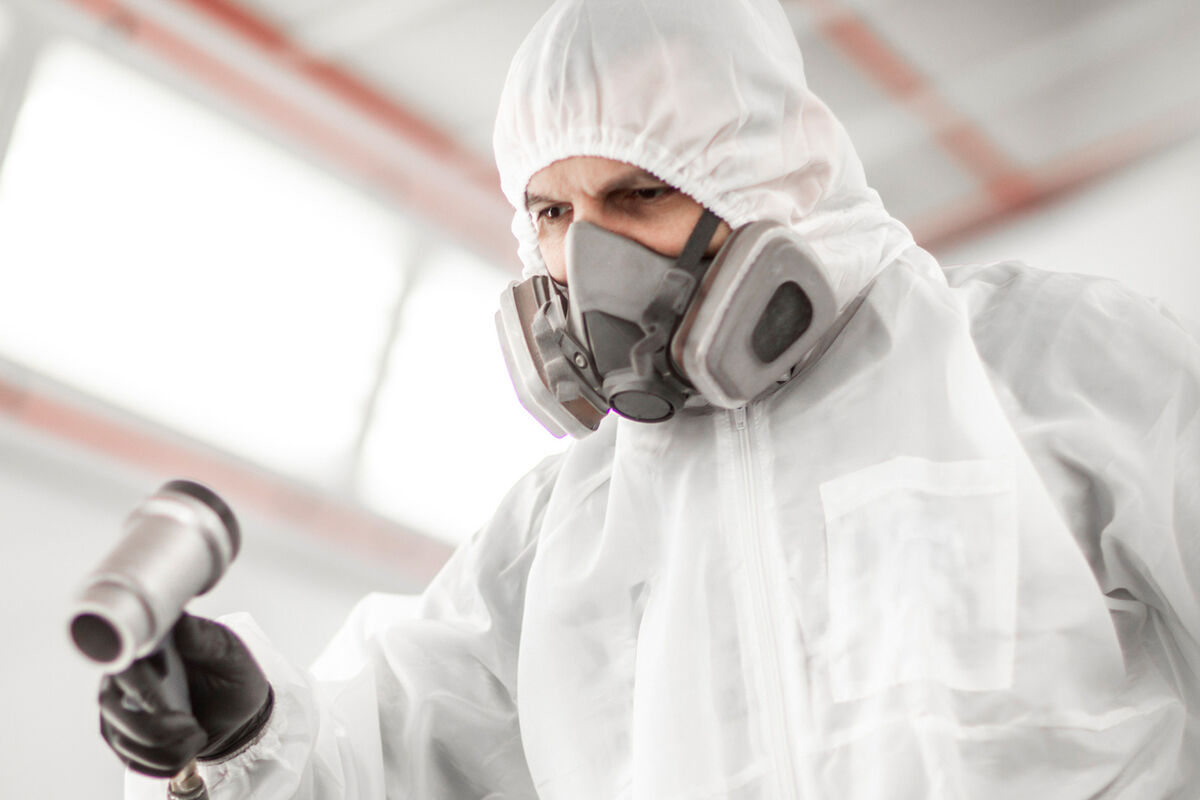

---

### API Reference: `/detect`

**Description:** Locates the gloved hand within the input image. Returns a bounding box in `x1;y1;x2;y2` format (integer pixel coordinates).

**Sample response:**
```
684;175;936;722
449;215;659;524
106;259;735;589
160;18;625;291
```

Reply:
99;613;273;778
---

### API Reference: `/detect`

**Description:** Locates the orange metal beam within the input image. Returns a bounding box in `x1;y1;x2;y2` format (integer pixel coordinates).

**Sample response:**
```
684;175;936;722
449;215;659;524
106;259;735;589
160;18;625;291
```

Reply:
809;1;1039;208
802;0;1199;249
171;0;495;186
915;108;1200;249
61;0;517;270
0;373;453;585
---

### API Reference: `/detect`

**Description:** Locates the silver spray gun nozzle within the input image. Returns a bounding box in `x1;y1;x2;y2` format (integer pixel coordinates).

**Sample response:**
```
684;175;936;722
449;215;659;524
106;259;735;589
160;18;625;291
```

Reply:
69;479;241;673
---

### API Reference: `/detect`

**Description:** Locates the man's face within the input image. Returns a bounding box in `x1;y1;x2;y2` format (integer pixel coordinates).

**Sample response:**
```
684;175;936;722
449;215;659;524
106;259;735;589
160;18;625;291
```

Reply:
525;156;731;284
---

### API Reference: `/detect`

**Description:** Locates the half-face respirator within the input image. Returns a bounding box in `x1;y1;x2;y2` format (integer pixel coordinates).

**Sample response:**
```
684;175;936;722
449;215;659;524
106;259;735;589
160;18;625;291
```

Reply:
496;211;842;438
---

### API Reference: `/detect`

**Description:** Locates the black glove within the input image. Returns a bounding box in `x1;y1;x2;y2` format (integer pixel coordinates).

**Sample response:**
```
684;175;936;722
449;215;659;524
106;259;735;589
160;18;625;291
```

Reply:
99;613;273;778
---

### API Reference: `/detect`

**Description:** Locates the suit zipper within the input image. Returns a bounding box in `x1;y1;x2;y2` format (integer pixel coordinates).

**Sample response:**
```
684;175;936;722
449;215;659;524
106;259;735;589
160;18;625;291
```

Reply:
730;406;800;800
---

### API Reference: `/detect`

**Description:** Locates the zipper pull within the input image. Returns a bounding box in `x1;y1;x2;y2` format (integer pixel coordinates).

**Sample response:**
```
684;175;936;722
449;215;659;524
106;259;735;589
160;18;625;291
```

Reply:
733;406;748;431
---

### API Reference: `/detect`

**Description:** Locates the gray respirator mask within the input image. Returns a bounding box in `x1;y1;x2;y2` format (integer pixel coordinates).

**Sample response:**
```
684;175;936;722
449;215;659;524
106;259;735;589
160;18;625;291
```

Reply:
496;210;842;438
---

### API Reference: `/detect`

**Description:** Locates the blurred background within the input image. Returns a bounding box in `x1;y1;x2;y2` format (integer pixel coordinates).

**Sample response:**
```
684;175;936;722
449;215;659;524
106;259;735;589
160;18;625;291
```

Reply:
0;0;1196;793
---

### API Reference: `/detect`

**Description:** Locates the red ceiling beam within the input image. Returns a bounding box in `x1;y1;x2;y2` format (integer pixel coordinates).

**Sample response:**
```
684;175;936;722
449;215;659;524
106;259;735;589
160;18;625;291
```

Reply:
0;371;453;585
810;1;1039;209
801;0;1200;250
61;0;518;270
171;0;494;186
915;108;1200;249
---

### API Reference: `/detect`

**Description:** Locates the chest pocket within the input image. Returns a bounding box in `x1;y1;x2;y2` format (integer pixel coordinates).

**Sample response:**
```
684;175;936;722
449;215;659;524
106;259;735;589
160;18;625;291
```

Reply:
819;456;1018;703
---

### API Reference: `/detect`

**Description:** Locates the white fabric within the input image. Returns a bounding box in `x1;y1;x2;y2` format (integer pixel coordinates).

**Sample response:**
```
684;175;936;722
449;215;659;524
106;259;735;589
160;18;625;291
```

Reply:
126;0;1200;797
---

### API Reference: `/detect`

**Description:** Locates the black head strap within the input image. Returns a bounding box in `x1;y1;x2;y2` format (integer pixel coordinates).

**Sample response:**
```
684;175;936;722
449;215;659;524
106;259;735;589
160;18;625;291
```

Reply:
674;208;722;278
631;208;723;380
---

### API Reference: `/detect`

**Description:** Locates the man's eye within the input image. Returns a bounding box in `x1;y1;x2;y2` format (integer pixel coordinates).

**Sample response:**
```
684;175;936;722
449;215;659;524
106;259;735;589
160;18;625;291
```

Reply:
632;187;670;200
537;204;571;222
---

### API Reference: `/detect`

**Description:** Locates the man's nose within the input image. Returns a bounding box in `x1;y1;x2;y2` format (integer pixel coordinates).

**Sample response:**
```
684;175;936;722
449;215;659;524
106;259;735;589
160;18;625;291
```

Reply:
569;199;610;230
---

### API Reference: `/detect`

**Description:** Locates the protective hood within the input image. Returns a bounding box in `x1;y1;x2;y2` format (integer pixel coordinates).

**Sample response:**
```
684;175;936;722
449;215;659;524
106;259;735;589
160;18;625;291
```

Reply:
492;0;940;306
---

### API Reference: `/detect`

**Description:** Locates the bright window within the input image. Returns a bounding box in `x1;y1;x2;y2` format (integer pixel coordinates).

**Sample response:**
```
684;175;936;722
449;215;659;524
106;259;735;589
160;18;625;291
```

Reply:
359;243;566;543
0;40;407;485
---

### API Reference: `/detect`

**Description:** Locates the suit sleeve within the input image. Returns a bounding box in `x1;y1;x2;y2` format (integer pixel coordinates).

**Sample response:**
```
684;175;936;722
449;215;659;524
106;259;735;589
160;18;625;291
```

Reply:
125;452;563;800
954;262;1200;742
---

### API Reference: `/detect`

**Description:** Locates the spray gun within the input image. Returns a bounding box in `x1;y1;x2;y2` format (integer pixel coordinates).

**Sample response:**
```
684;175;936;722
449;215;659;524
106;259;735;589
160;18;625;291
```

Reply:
70;479;241;800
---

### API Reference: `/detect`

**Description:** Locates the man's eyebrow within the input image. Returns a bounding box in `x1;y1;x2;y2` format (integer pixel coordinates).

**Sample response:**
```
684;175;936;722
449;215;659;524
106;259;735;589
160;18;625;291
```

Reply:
524;169;668;210
524;192;558;211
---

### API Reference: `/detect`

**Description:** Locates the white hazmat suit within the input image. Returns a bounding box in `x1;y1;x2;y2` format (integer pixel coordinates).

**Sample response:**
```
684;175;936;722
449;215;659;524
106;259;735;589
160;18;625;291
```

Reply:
129;0;1200;797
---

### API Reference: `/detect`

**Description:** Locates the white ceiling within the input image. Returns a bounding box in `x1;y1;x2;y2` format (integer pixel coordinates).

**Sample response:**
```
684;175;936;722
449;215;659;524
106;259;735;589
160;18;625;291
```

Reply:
225;0;1200;246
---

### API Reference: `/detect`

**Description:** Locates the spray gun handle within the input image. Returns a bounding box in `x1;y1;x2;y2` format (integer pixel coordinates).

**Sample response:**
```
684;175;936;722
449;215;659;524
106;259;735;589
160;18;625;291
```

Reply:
159;630;190;713
115;628;189;714
115;630;210;799
157;634;210;800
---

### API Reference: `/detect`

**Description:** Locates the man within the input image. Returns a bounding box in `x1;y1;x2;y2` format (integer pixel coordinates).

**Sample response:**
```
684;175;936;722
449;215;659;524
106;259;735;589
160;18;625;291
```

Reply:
104;0;1200;797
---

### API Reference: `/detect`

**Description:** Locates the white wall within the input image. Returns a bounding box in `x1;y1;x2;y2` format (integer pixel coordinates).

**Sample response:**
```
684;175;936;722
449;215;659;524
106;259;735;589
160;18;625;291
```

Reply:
0;413;416;797
933;134;1200;319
